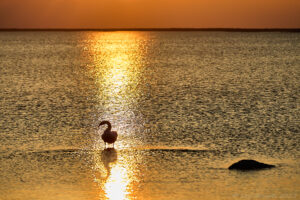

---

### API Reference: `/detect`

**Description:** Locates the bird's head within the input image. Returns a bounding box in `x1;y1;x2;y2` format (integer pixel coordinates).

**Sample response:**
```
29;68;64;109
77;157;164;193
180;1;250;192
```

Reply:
99;120;111;127
99;121;106;126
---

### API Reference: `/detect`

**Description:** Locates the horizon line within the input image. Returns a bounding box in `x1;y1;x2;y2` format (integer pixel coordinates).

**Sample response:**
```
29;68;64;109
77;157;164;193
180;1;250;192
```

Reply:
0;28;300;32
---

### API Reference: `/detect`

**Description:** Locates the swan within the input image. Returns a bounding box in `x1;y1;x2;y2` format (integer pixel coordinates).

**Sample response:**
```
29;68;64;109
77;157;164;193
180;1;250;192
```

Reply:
98;121;118;148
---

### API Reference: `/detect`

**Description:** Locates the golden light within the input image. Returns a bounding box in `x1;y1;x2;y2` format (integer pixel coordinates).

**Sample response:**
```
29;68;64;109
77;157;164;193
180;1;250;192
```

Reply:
91;148;139;200
86;32;146;199
104;163;130;200
87;32;145;122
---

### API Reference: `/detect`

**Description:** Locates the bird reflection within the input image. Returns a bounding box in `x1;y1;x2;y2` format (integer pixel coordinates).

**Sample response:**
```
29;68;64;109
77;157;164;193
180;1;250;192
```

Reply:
101;148;118;180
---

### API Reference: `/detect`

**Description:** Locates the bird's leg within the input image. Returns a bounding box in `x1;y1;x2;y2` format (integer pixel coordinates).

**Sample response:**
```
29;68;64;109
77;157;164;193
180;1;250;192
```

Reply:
104;142;107;149
113;143;114;148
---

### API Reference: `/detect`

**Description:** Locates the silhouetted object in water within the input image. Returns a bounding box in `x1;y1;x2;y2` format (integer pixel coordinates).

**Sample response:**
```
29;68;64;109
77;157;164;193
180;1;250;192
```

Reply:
101;148;118;179
99;121;118;148
229;159;275;170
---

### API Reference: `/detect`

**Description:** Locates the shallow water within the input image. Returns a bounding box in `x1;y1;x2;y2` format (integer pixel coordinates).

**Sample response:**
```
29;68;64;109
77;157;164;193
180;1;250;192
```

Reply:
0;31;299;199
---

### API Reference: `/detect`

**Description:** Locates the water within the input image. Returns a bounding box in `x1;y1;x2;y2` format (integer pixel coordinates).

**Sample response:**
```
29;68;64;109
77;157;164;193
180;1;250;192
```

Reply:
0;31;299;200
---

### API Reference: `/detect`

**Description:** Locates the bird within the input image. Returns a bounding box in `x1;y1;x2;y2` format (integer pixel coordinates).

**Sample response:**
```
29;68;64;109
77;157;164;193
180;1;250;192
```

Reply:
98;121;118;148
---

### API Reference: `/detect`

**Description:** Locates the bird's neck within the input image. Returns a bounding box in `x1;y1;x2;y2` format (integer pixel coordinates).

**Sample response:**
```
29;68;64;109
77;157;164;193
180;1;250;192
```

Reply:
105;125;112;132
100;121;112;133
104;122;112;132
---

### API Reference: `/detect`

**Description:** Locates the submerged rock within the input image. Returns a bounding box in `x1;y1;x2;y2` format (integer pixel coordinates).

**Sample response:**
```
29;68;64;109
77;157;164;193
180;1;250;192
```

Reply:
229;159;275;170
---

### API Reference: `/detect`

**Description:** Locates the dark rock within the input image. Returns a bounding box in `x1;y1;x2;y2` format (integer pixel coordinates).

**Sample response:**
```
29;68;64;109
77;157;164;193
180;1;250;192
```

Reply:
229;159;275;170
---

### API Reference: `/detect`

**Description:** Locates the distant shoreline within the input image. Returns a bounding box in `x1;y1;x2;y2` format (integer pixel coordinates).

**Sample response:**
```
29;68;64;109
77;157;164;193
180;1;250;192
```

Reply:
0;28;299;32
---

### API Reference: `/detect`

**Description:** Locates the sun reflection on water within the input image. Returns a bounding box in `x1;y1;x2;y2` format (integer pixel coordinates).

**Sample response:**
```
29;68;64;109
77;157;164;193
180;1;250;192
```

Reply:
87;32;147;200
104;163;130;200
91;148;137;200
88;32;146;138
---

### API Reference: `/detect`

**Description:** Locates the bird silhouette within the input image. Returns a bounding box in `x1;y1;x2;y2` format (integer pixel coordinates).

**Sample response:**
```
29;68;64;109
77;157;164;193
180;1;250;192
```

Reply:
98;121;118;148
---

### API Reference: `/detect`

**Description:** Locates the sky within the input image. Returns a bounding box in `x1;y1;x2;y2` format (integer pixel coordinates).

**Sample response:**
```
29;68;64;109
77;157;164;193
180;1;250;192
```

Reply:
0;0;299;29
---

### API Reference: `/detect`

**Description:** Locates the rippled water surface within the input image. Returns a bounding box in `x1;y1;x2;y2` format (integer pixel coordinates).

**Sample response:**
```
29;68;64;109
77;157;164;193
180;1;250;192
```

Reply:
0;31;299;199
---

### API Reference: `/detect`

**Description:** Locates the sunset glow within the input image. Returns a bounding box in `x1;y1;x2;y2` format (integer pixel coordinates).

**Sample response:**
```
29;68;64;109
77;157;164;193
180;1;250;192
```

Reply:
0;12;299;199
0;0;299;28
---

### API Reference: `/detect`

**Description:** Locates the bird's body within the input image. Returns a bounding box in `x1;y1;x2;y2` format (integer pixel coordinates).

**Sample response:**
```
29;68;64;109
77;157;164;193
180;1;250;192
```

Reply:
99;121;118;148
101;130;118;144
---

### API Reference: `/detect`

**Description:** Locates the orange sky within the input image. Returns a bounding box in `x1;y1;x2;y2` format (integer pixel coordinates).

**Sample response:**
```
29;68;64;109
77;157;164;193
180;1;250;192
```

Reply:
0;0;299;29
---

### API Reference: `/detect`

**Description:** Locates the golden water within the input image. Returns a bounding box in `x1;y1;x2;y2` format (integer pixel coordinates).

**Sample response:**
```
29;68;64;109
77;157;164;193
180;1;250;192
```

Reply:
0;31;299;199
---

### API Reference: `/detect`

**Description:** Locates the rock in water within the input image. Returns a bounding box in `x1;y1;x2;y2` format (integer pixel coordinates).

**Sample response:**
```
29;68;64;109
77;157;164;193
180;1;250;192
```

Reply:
229;159;275;170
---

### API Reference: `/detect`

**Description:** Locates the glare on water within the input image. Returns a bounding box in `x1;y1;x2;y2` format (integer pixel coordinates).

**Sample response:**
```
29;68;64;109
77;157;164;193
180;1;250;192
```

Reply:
88;32;146;139
0;31;299;200
88;32;145;199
